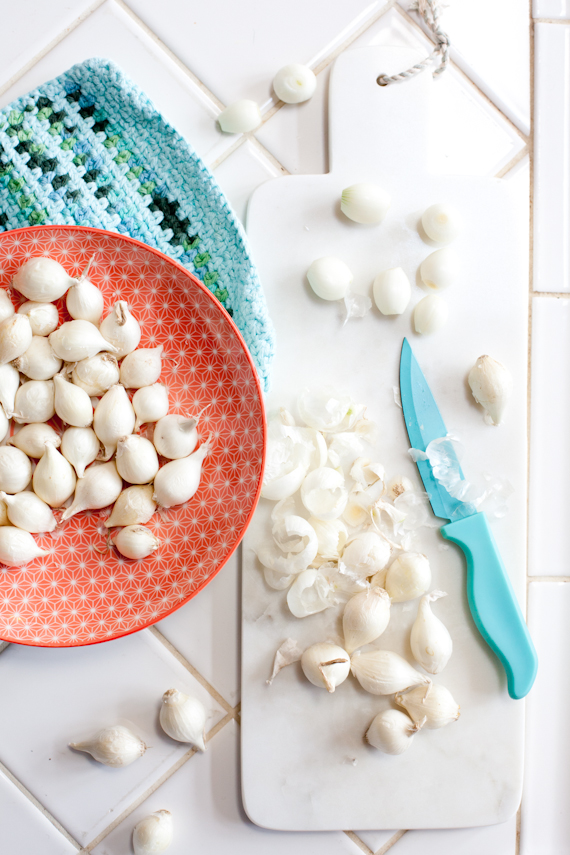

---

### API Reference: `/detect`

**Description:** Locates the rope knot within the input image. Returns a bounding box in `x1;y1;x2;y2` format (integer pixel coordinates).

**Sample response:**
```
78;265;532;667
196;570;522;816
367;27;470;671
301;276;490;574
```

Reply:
378;0;451;87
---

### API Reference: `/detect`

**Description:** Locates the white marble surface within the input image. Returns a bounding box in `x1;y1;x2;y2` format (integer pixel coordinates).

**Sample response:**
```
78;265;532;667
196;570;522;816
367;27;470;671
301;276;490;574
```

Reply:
0;1;563;852
242;44;528;831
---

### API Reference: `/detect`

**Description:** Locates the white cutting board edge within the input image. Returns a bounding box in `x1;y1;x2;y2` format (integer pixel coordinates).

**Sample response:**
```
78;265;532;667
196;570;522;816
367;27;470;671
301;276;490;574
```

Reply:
241;46;528;831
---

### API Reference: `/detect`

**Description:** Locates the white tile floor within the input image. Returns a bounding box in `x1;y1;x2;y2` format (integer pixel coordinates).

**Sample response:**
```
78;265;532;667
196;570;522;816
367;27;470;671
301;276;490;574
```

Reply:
0;0;565;852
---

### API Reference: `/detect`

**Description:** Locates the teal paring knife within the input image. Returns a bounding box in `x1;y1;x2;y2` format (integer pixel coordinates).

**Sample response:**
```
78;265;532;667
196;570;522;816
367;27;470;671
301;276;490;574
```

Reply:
399;338;537;700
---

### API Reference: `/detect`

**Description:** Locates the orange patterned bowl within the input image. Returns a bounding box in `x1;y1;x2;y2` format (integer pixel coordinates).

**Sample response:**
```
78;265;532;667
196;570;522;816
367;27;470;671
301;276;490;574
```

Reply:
0;226;265;646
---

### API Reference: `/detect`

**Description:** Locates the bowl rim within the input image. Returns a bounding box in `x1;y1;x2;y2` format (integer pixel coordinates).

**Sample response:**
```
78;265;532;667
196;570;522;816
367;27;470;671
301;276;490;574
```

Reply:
0;224;267;647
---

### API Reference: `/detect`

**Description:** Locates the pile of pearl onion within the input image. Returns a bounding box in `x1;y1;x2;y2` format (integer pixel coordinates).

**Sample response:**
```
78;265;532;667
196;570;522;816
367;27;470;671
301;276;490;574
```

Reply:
0;256;211;566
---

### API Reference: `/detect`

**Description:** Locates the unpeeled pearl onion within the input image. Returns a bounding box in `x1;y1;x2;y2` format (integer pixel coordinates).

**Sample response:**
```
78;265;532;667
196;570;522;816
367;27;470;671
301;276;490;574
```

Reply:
17;301;60;336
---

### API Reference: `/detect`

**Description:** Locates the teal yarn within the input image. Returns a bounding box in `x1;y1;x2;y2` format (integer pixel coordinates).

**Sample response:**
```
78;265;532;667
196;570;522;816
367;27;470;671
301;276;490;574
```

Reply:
0;57;274;390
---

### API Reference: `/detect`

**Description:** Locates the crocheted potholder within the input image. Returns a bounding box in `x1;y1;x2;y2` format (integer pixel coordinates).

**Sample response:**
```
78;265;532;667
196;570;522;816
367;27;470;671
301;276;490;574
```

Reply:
0;58;274;390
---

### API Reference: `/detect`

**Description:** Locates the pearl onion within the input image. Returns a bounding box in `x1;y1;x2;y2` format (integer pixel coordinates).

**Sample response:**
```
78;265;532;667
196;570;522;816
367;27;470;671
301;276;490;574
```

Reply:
307;257;352;301
413;294;449;335
273;63;317;104
421;203;461;244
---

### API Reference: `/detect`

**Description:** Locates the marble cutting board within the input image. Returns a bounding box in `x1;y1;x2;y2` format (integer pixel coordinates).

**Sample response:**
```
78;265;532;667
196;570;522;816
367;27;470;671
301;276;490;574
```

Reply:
241;46;528;830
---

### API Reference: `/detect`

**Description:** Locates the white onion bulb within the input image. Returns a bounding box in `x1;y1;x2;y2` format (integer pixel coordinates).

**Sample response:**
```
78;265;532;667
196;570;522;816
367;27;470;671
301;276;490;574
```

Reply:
13;379;55;424
421;203;461;244
9;424;61;458
340;183;391;225
153;441;211;508
273;63;316;103
17;301;59;336
152;414;198;460
49;320;118;361
114;524;161;559
301;642;350;692
218;100;262;134
0;447;32;493
12;257;75;302
410;591;453;674
133;810;173;855
419;248;458;290
32;443;76;507
373;267;411;315
0;490;57;533
105;485;156;528
119;346;163;389
71;353;120;396
12;335;62;380
60;427;100;478
0;363;20;415
413;294;448;335
99;301;141;358
395;683;460;729
133;384;169;430
159;688;207;749
0;291;14;323
53;373;93;427
385;553;431;602
343;587;391;654
366;709;422;755
351;649;429;695
0;526;49;566
0;314;33;364
66;270;104;325
116;435;159;484
307;257;352;301
61;461;122;521
93;384;135;460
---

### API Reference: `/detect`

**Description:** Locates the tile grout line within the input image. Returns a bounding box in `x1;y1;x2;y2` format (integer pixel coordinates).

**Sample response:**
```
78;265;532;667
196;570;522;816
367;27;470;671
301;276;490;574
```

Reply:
343;830;374;854
534;17;570;24
311;0;399;77
114;0;226;110
376;829;408;854
0;758;82;850
247;1;398;167
396;4;530;144
516;803;522;854
111;0;293;179
0;0;106;99
529;289;570;297
495;146;530;179
82;708;237;851
148;625;235;714
246;136;291;174
528;575;570;582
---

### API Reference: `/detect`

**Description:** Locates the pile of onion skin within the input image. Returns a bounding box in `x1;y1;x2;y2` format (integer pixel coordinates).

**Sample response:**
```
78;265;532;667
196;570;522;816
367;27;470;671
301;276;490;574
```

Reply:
258;389;460;756
0;256;210;568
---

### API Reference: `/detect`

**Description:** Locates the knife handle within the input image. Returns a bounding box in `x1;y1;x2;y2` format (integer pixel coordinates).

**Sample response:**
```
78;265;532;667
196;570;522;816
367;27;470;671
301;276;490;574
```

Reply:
441;512;537;700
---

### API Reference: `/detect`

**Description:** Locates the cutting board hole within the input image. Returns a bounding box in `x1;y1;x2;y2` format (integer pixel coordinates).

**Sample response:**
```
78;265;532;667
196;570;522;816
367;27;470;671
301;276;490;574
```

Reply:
376;74;389;87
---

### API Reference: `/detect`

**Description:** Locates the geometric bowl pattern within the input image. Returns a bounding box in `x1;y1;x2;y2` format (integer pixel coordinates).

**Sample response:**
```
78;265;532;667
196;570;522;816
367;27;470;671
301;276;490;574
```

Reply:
0;225;265;647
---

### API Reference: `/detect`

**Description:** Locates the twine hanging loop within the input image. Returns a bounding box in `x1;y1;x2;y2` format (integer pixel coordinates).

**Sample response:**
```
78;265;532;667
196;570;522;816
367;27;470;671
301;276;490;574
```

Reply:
377;0;450;87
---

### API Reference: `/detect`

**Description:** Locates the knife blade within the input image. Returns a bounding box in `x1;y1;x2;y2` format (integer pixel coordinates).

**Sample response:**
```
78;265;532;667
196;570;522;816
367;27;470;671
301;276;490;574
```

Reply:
399;338;537;700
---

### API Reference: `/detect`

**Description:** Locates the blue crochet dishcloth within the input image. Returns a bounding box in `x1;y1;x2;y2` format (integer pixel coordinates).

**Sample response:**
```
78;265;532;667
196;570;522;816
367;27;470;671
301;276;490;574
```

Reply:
0;58;274;391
